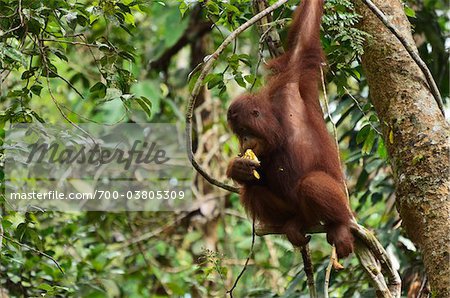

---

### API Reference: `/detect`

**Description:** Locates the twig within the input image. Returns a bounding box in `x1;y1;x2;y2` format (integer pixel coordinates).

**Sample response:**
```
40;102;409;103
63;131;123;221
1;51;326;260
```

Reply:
50;70;85;99
320;66;352;201
40;39;104;48
227;220;256;298
120;212;190;247
251;1;287;90
60;104;127;125
79;34;105;79
360;0;444;117
186;0;290;193
124;213;173;296
35;36;96;143
0;0;23;38
44;61;94;142
329;69;382;135
0;24;22;38
252;0;284;57
3;235;64;274
301;245;317;298
324;246;337;298
0;217;3;253
417;275;428;298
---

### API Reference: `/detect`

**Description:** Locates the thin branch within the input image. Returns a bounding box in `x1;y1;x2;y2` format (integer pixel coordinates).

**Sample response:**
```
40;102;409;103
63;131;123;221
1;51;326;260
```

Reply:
0;217;3;254
301;245;317;298
36;37;96;144
323;245;336;298
60;104;127;125
79;34;105;79
3;235;64;274
227;220;256;298
329;69;382;135
360;0;444;117
252;0;284;57
320;66;351;201
0;0;23;38
324;246;340;298
186;0;290;194
417;275;428;298
50;69;85;99
120;212;190;247
40;38;103;48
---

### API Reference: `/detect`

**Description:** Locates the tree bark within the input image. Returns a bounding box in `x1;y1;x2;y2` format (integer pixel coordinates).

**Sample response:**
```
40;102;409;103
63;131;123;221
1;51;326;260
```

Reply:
354;0;450;296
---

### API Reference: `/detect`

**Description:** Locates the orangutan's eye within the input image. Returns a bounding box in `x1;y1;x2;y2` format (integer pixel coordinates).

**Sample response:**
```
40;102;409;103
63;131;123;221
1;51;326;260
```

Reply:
251;110;260;117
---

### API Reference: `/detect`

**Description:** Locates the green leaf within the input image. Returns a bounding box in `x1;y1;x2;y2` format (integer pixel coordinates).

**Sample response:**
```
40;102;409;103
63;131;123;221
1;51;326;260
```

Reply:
124;13;135;26
21;70;35;80
38;283;54;291
204;73;223;90
30;85;43;96
206;2;219;15
118;51;135;62
90;82;107;94
89;14;99;24
52;49;69;62
103;88;122;102
371;192;383;203
234;73;246;88
30;111;45;123
362;129;376;155
356;125;370;144
43;63;58;78
179;2;188;17
377;138;388;159
351;68;360;80
244;74;256;85
135;96;152;118
404;6;416;18
4;46;27;67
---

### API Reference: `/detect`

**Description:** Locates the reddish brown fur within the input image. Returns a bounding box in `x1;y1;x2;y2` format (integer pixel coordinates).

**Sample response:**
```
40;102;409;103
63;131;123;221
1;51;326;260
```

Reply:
226;0;354;258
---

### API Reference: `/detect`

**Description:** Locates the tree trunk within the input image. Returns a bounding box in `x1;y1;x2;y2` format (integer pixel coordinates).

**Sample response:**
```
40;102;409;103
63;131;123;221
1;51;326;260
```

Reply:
354;0;450;296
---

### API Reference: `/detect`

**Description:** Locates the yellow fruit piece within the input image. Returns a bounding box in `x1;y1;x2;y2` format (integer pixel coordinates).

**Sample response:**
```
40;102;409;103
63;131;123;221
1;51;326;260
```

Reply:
243;149;259;162
243;149;260;179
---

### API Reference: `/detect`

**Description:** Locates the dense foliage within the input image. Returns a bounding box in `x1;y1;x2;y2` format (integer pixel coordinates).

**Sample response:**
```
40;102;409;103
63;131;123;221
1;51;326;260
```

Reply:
0;0;448;297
